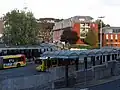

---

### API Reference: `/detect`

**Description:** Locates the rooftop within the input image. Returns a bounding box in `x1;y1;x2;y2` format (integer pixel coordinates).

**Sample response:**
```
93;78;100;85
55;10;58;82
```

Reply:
41;48;119;59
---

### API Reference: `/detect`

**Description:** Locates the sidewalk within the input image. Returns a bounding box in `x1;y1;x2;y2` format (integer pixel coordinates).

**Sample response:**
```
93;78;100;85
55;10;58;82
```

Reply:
55;75;120;90
75;75;120;88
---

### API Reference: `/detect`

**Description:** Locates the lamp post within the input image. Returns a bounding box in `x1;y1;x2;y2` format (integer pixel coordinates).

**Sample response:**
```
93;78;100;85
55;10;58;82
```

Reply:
98;16;105;49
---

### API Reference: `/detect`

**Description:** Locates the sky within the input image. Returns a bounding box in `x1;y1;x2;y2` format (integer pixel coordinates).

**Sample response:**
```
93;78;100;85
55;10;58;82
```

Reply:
0;0;120;26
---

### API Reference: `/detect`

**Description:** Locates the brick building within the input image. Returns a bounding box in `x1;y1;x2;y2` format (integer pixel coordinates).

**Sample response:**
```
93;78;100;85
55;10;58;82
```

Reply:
102;27;120;47
53;16;98;45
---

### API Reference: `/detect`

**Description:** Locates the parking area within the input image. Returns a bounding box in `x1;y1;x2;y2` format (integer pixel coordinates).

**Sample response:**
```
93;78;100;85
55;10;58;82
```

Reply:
0;63;41;81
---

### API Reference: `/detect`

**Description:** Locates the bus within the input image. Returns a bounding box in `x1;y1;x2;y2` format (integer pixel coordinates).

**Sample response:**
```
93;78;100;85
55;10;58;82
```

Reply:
36;57;76;72
0;54;26;69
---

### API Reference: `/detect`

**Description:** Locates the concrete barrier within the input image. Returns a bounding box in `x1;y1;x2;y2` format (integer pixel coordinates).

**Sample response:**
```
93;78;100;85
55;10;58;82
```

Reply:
0;66;67;90
1;61;120;90
74;69;93;83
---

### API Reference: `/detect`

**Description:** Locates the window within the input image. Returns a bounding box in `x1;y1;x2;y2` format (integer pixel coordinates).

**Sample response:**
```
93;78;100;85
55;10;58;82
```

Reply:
79;19;85;21
3;57;23;63
80;23;85;27
115;34;118;40
106;34;108;39
81;39;84;42
111;34;113;39
106;39;108;42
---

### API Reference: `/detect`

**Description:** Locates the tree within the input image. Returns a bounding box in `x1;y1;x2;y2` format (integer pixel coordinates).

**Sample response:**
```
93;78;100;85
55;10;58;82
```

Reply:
95;19;110;30
37;18;63;42
60;28;79;44
84;29;98;48
95;19;110;47
3;9;39;45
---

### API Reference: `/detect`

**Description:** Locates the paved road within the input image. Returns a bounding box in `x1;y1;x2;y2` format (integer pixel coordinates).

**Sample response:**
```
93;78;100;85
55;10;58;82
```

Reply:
56;79;120;90
0;63;41;81
89;79;120;90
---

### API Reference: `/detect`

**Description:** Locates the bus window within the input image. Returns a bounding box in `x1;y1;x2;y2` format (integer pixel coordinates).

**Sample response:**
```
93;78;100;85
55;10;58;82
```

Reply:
3;58;9;63
58;58;63;66
2;55;26;69
52;59;57;66
0;57;3;69
46;59;52;68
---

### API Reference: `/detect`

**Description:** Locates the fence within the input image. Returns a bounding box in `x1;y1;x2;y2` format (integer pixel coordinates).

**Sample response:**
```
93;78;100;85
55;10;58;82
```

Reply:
0;60;120;90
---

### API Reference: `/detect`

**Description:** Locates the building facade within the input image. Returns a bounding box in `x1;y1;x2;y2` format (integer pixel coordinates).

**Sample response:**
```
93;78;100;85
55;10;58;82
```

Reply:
37;18;63;43
102;27;120;47
53;16;98;44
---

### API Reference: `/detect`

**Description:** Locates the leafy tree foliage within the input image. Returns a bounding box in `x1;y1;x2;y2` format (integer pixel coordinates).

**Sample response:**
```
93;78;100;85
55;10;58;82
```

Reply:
3;9;39;45
84;29;98;47
60;28;79;44
95;19;110;30
37;18;63;42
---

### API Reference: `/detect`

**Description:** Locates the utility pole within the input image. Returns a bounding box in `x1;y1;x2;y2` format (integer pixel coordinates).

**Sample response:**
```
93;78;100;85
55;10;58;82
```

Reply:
98;16;105;49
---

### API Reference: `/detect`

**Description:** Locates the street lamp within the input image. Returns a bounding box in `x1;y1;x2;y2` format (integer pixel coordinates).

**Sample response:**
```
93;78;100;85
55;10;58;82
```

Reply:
98;16;105;49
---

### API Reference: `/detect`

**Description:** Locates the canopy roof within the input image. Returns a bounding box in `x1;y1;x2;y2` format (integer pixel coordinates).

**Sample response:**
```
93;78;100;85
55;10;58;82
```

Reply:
41;48;119;59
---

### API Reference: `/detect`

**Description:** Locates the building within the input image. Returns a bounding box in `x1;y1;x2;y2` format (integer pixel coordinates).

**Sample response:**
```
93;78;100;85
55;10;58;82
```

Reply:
37;18;63;43
53;16;98;45
102;27;120;47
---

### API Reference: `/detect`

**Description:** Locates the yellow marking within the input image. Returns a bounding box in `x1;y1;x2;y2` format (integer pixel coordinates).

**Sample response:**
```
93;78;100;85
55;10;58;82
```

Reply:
1;55;24;59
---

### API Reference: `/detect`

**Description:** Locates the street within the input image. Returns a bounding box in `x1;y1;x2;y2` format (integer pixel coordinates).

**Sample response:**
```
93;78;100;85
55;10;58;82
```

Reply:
0;63;41;81
89;79;120;90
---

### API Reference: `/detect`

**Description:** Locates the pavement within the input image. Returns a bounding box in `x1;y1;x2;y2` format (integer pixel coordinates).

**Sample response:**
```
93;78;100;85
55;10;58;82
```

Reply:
55;75;120;90
0;63;40;81
75;75;120;88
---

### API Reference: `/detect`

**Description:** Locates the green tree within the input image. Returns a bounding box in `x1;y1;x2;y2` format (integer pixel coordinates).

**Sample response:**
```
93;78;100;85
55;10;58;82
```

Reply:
3;9;39;45
37;18;63;42
60;28;79;44
84;29;98;48
95;19;110;30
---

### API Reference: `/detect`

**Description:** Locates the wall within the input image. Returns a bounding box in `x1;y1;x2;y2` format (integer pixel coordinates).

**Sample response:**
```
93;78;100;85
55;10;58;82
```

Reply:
1;61;120;90
103;33;120;47
73;23;83;44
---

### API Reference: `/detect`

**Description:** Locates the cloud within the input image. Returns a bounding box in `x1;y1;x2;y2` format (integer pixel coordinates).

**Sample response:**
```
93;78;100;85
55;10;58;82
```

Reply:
101;0;120;6
0;0;120;26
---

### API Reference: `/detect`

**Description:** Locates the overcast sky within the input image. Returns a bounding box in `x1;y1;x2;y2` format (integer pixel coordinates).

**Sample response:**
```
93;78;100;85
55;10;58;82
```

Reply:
0;0;120;26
